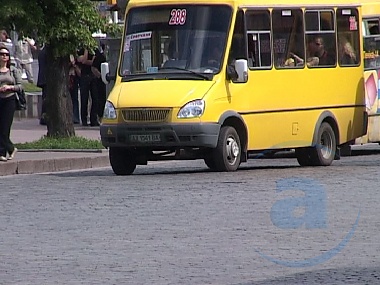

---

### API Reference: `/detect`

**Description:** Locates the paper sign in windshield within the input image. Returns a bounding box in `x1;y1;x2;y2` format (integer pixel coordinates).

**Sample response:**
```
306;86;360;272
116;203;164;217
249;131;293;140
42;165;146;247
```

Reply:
124;31;152;52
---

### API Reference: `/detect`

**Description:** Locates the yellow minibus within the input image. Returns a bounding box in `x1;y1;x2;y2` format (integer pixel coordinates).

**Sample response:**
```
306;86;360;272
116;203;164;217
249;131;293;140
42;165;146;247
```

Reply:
356;1;380;144
100;0;368;175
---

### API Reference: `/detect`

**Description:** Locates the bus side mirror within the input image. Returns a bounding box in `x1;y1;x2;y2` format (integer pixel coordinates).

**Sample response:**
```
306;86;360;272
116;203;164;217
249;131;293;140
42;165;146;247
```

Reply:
234;59;248;83
101;62;116;84
227;59;248;83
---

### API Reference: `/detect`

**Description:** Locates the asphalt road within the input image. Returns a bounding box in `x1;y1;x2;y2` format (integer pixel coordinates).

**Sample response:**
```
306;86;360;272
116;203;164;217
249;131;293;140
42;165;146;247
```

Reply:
0;155;379;284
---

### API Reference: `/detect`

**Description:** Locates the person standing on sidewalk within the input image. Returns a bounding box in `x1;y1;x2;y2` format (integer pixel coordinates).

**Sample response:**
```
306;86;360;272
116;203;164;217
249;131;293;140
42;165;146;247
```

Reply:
91;45;107;120
69;54;81;124
37;43;47;125
0;45;21;161
0;30;15;66
77;48;98;126
15;34;37;84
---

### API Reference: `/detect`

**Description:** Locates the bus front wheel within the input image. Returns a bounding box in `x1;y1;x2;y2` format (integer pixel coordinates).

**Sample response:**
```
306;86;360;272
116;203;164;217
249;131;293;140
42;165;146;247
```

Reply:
109;147;137;175
210;126;241;171
204;154;217;170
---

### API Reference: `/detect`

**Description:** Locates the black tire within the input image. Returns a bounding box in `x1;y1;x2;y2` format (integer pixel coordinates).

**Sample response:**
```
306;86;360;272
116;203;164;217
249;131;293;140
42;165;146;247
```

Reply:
339;144;351;157
204;154;217;170
295;147;315;166
310;122;336;166
109;147;137;175
296;122;336;167
212;126;241;171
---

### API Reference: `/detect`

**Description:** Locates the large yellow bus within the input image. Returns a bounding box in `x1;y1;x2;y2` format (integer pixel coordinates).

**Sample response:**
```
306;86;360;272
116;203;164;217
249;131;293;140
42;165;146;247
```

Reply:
356;1;380;144
100;0;368;175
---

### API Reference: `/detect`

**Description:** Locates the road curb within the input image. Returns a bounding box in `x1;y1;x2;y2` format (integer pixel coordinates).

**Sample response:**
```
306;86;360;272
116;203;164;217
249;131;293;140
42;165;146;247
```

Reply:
0;155;110;176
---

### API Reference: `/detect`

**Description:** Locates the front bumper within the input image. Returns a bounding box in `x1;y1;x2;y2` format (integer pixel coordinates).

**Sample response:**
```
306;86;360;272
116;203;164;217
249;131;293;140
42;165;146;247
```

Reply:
100;123;220;148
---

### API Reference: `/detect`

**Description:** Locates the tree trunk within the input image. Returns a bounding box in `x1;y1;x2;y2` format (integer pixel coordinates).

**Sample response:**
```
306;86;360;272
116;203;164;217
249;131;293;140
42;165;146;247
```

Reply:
45;47;75;138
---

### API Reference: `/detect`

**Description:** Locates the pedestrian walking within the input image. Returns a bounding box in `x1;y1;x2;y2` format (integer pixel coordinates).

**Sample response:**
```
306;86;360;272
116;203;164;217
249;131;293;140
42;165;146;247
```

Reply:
0;45;22;161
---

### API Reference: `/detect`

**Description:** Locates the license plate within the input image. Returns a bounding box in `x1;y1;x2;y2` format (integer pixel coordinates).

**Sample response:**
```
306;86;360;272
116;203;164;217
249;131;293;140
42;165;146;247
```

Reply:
130;134;161;143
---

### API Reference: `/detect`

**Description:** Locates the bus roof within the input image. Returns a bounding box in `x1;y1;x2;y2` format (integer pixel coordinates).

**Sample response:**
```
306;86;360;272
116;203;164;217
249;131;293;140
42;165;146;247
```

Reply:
361;1;380;17
127;0;361;8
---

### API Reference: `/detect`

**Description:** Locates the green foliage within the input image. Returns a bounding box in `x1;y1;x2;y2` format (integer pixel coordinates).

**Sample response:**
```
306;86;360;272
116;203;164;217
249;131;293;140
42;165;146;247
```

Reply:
103;23;123;38
15;136;104;150
22;82;42;92
1;0;116;139
1;0;109;57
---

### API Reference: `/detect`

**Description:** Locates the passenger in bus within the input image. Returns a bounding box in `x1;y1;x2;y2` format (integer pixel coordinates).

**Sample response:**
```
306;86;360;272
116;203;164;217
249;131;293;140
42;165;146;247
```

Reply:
308;36;335;66
306;56;319;67
284;57;296;67
305;40;320;66
369;25;379;35
288;52;304;66
284;52;317;67
207;45;222;68
162;40;179;67
339;37;357;65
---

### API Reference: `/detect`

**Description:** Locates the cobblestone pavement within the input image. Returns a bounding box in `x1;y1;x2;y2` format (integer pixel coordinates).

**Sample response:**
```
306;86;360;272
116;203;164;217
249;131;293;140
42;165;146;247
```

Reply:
0;156;379;284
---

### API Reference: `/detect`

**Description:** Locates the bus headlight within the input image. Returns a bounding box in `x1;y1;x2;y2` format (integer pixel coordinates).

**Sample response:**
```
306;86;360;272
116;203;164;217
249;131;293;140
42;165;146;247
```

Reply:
103;101;117;119
177;99;205;118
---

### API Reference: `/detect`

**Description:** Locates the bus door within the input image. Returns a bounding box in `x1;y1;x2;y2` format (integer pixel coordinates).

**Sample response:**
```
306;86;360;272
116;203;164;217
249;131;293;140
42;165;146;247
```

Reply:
363;17;380;142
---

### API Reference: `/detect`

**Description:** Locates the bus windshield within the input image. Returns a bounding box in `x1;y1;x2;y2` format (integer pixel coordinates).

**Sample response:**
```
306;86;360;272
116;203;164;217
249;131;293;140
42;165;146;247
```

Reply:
120;5;232;77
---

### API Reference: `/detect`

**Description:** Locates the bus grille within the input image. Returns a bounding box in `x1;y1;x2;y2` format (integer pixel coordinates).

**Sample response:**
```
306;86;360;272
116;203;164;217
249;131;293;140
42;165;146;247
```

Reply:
121;109;171;122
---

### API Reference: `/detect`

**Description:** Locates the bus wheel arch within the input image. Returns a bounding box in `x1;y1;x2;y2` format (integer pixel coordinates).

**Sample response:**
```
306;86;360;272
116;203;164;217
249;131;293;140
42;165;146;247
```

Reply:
219;113;248;163
312;121;337;166
213;125;242;171
312;112;340;147
204;113;247;171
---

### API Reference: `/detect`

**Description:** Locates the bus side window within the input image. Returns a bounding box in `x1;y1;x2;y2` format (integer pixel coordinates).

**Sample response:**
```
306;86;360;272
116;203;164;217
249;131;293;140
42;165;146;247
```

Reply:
273;8;305;68
363;19;380;69
228;10;246;65
305;9;336;67
337;8;360;67
245;10;271;68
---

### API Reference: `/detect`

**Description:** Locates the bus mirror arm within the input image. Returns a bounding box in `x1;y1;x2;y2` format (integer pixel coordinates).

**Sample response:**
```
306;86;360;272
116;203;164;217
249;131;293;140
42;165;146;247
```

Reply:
226;64;238;81
106;73;116;82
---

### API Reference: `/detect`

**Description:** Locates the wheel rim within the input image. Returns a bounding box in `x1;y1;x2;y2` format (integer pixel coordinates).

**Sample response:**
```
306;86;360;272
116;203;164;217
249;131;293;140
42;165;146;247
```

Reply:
226;136;240;165
320;131;333;159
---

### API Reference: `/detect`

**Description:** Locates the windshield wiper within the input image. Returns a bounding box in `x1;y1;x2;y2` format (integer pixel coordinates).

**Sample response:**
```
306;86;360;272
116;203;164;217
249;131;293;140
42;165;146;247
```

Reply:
159;67;211;80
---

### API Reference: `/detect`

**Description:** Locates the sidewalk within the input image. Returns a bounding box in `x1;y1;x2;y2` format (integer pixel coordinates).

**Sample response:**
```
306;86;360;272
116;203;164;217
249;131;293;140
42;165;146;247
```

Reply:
0;118;110;176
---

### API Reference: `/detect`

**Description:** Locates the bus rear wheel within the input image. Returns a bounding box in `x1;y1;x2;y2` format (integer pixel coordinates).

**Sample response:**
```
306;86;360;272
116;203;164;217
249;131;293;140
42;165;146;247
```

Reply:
295;147;315;166
209;126;241;171
109;147;137;175
296;122;336;167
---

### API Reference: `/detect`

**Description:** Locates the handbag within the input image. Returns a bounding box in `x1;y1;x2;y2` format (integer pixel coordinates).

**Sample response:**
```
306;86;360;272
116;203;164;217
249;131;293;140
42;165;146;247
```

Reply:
10;67;27;110
15;89;27;110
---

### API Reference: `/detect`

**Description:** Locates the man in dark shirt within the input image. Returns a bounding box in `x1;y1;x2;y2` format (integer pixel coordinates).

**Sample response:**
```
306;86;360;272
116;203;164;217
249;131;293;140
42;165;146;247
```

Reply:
311;36;335;66
91;45;107;120
78;48;98;126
